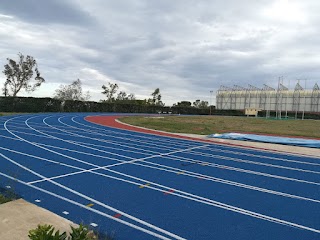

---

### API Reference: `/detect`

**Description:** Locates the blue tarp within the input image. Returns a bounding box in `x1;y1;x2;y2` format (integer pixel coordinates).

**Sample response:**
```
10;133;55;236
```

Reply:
208;133;320;148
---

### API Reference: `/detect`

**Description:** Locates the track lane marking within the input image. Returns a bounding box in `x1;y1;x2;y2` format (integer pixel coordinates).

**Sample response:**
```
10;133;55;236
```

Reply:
2;151;320;235
0;150;186;240
3;114;320;234
0;171;175;240
2;127;314;204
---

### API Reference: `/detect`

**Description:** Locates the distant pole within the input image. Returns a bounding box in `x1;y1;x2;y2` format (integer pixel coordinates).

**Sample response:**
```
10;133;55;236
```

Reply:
295;79;299;119
286;79;290;118
302;79;307;120
210;90;213;115
276;77;280;119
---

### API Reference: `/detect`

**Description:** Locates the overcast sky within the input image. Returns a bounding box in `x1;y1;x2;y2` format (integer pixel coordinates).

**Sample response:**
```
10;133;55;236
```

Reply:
0;0;320;105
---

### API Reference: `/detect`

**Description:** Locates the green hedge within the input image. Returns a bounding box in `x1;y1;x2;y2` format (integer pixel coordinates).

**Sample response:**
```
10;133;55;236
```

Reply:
0;97;61;112
5;97;319;118
0;97;212;115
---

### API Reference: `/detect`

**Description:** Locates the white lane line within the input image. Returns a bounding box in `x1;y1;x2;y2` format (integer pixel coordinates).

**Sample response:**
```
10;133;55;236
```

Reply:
33;130;320;187
177;151;320;175
160;154;320;186
22;142;320;204
11;116;320;194
101;145;208;168
80;115;320;160
11;121;320;178
0;141;314;204
6;129;57;140
4;115;319;231
198;147;320;166
67;116;207;155
0;171;175;240
54;117;183;155
75;117;320;171
9;115;320;194
24;122;320;176
10;114;317;178
0;145;87;173
71;116;196;148
0;134;24;141
0;150;185;240
107;165;320;203
52;116;320;175
3;149;320;235
25;144;207;184
27;116;211;172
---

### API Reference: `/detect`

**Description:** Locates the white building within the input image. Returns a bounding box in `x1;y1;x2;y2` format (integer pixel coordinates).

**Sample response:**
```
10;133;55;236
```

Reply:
216;83;320;113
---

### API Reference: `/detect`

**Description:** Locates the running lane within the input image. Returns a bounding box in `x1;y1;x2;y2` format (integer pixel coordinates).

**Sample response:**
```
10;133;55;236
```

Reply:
0;113;319;240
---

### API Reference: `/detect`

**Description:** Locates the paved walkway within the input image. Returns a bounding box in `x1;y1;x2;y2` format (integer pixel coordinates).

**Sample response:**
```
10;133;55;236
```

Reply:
0;199;76;240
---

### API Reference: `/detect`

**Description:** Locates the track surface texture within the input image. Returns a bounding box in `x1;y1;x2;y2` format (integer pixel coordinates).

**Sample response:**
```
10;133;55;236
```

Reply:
0;113;319;240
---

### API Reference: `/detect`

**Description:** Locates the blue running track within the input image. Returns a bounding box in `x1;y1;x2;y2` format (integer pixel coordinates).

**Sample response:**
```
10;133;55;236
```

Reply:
0;113;319;240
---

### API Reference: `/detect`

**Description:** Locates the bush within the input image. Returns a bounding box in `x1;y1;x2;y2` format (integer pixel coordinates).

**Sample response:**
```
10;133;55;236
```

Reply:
28;224;114;240
28;224;67;240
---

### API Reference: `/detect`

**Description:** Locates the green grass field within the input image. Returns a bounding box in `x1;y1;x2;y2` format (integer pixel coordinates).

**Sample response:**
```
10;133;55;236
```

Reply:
120;115;320;138
0;112;26;116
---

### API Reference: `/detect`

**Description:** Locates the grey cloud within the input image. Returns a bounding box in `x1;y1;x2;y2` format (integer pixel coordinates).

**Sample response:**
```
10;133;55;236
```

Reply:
1;0;320;105
0;0;93;26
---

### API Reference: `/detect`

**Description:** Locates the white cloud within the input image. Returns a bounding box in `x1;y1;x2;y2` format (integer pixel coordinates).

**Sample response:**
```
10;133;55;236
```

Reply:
0;0;320;105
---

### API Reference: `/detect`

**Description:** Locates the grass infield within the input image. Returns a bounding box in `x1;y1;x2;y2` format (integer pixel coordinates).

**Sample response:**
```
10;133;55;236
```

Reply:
120;115;320;138
0;112;26;116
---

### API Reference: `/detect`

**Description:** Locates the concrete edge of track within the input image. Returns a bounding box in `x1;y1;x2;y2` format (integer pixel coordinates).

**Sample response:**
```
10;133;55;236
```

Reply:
0;199;77;240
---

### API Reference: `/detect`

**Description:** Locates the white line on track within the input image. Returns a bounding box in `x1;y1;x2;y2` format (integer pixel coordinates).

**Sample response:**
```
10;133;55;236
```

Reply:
39;129;320;187
1;148;320;235
4;115;320;234
22;114;316;174
0;140;317;204
36;118;320;186
0;171;175;240
75;115;320;160
71;116;197;149
10;115;320;189
5;115;320;193
57;116;320;174
197;147;320;166
55;116;185;154
178;151;320;174
0;149;186;240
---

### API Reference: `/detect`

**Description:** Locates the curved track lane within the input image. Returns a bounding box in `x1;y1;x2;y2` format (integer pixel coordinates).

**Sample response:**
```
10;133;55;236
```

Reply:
0;113;320;240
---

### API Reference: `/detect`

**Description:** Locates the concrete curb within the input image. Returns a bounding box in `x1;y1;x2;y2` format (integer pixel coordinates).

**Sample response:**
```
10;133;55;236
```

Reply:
0;199;76;240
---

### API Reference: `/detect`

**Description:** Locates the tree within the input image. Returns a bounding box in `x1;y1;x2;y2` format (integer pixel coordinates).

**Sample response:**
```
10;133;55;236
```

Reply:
127;93;135;100
177;101;192;107
150;88;164;106
116;91;136;101
102;82;136;103
53;79;90;101
193;99;209;108
2;53;45;97
101;82;118;102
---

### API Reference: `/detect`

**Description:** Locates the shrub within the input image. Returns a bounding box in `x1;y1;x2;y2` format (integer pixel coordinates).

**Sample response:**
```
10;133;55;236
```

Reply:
28;224;114;240
28;224;67;240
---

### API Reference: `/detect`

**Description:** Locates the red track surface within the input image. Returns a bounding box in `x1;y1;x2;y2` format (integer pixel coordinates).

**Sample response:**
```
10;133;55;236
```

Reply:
85;115;319;156
85;115;210;143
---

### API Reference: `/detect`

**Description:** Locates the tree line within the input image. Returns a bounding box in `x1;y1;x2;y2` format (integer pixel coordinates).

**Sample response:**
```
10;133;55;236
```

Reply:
2;53;210;109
